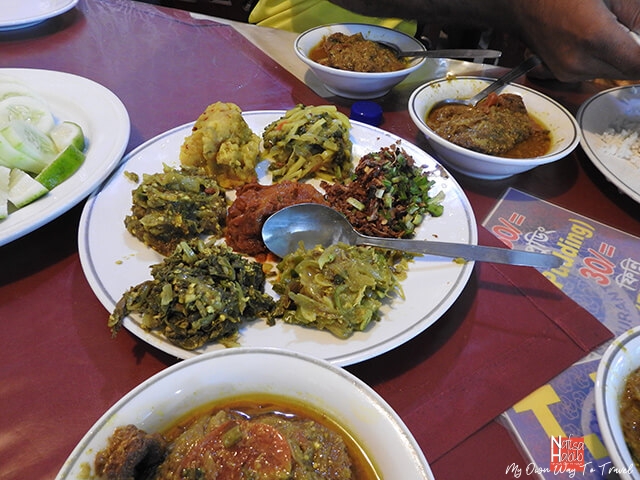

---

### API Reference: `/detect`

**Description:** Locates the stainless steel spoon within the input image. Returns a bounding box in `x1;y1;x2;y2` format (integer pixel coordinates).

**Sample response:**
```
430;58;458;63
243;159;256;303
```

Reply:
262;203;562;268
376;41;503;60
432;55;542;109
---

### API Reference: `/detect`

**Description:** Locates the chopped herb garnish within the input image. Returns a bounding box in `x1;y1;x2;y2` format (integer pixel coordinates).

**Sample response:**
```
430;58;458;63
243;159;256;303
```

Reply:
322;144;444;238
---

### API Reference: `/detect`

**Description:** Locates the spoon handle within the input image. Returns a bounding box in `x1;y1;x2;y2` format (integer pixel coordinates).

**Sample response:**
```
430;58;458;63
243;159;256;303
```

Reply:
469;55;542;105
355;235;562;268
400;49;503;59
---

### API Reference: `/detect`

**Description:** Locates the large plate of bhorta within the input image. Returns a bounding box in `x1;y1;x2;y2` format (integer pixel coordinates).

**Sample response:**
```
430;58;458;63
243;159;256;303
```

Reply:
78;110;476;366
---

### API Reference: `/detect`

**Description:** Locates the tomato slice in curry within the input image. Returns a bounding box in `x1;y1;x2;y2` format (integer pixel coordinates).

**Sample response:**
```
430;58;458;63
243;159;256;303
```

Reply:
177;420;293;478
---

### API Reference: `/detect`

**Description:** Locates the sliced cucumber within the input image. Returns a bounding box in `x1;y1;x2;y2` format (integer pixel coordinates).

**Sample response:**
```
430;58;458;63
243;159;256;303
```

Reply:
0;165;9;220
0;129;50;173
0;79;88;217
36;144;85;190
0;95;55;132
1;120;58;168
8;168;48;208
49;121;85;152
0;81;34;102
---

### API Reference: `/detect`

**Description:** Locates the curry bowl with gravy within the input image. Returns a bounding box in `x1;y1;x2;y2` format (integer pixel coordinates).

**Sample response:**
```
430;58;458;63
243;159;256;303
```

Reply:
408;76;580;179
595;326;640;480
295;23;426;99
55;348;434;479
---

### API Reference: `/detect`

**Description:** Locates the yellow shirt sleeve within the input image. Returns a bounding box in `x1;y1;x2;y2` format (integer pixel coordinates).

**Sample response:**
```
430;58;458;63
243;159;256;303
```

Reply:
248;0;417;36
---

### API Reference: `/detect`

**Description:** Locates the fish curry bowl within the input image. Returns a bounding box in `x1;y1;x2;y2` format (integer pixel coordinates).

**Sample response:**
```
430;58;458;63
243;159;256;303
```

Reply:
408;76;580;179
55;348;434;479
295;23;427;99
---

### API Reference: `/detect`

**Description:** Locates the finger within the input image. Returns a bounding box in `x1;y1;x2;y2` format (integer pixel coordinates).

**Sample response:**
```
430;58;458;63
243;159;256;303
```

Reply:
608;0;640;32
595;26;640;78
536;24;640;81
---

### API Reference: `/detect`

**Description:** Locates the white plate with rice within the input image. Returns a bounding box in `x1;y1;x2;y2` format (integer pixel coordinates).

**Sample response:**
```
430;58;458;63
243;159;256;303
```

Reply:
577;85;640;204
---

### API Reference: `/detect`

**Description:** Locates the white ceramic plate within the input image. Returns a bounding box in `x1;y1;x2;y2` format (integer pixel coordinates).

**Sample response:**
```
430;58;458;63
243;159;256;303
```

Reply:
0;68;130;246
78;111;476;366
0;0;78;30
55;347;434;479
577;85;640;204
595;326;640;480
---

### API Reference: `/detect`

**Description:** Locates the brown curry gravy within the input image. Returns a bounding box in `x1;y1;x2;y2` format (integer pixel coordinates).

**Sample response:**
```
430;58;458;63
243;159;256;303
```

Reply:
503;117;551;158
426;93;552;158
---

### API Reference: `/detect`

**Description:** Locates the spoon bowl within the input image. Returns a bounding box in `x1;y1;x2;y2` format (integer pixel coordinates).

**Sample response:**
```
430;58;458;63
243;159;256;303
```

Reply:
262;203;562;268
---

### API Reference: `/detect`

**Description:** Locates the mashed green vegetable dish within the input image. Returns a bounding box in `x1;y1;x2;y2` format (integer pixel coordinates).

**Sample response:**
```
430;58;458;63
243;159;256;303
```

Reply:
270;243;412;339
262;104;352;183
110;240;411;346
109;239;275;349
124;165;227;256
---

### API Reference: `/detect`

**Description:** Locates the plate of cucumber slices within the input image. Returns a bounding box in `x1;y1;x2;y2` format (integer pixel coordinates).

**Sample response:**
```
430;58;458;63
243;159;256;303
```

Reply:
0;68;130;246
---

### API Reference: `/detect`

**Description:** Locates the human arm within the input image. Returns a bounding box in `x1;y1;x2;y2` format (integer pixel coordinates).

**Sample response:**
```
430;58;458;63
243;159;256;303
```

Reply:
329;0;640;81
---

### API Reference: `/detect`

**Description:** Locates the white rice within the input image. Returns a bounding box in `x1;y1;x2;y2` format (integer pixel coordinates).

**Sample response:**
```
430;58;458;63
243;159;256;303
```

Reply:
597;120;640;168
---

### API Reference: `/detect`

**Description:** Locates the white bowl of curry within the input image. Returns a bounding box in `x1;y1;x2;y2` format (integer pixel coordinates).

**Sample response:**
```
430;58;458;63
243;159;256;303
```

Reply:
55;348;434;479
595;327;640;479
408;76;580;179
295;23;426;99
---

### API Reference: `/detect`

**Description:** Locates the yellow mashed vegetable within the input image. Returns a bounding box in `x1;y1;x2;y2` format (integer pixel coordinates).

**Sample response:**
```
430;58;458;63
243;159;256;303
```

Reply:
180;102;260;189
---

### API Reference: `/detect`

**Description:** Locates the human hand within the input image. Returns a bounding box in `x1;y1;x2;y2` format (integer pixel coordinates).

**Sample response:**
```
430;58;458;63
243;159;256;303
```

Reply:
328;0;640;81
511;0;640;81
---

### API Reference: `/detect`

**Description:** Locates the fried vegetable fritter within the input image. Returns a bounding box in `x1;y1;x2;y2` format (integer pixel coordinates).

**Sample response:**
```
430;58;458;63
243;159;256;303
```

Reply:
180;102;260;188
